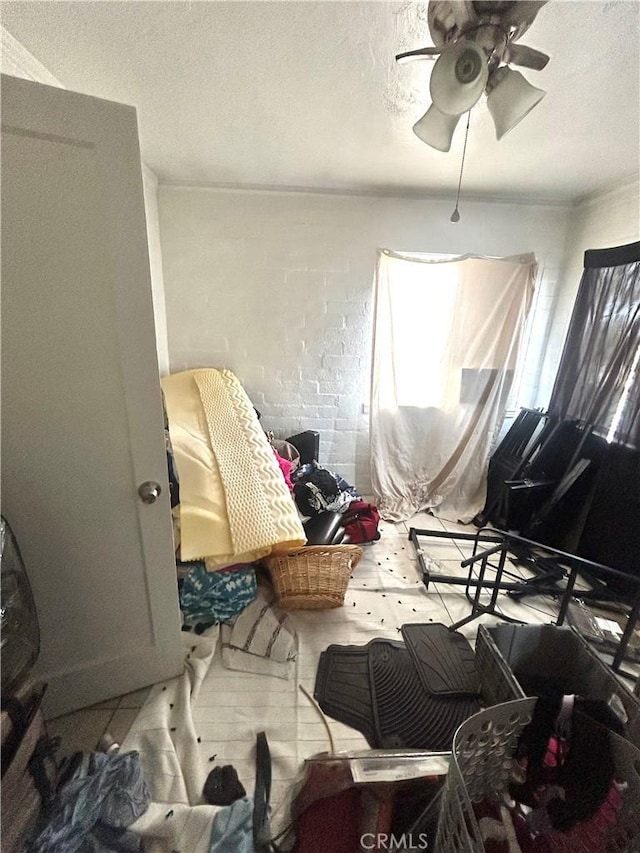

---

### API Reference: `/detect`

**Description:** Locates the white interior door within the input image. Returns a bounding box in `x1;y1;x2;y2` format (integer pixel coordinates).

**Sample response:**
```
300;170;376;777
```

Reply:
1;74;184;718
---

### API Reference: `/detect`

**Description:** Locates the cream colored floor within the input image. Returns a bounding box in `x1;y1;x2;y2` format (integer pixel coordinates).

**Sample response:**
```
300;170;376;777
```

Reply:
45;686;151;757
45;512;636;756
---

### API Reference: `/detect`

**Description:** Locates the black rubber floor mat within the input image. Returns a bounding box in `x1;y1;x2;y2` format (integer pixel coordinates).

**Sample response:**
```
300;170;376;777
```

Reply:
368;640;480;751
400;623;479;697
314;644;377;746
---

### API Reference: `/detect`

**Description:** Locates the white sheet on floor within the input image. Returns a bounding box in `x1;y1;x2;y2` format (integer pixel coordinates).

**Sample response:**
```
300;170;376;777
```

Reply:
121;526;557;852
122;629;222;852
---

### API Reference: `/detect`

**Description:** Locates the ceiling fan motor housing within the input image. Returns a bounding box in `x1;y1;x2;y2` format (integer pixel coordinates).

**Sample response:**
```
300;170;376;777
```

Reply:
455;47;483;84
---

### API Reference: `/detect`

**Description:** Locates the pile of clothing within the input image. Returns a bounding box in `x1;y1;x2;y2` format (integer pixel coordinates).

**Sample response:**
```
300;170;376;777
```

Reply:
291;461;361;515
290;461;381;546
29;747;150;853
476;694;635;853
176;560;258;634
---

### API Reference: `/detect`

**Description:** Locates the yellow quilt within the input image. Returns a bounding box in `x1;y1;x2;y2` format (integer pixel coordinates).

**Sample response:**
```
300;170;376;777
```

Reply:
161;369;306;567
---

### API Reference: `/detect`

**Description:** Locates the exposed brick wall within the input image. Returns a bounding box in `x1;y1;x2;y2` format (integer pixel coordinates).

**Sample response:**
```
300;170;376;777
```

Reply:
158;186;570;496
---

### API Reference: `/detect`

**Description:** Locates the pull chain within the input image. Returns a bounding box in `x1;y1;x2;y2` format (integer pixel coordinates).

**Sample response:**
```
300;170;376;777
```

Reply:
450;111;471;223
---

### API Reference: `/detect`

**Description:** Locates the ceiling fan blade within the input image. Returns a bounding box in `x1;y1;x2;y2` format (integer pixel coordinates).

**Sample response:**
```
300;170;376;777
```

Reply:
396;46;443;64
505;42;550;71
500;1;547;27
428;1;477;46
430;40;488;115
449;1;478;31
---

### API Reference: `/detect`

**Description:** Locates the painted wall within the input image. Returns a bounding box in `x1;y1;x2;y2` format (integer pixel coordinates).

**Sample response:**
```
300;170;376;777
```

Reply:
141;163;170;376
536;179;640;404
158;186;570;493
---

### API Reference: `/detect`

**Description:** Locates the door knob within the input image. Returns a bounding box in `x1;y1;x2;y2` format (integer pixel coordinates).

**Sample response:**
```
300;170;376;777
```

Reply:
138;481;162;504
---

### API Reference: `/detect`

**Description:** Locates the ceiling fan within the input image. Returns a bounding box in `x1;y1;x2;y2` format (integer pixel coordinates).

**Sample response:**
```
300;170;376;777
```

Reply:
397;1;550;151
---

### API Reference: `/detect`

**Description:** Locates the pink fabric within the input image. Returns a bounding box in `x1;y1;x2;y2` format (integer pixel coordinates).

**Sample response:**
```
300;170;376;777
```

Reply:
216;562;255;573
274;449;294;491
532;783;622;853
475;785;623;853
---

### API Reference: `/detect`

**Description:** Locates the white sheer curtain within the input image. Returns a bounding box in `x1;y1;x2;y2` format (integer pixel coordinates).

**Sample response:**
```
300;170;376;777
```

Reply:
370;250;537;522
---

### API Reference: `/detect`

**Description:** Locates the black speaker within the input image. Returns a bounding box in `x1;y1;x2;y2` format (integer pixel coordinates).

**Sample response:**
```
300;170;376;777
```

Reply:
577;442;640;593
285;430;320;465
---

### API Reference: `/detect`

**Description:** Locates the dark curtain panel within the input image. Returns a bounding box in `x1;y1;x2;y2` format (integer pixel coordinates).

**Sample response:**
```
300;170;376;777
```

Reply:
549;242;640;449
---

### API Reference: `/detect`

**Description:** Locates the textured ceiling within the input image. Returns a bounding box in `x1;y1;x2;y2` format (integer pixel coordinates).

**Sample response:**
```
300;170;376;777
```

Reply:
2;0;639;201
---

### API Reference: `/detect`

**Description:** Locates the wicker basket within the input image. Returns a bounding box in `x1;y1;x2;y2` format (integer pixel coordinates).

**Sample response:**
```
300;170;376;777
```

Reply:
264;544;363;610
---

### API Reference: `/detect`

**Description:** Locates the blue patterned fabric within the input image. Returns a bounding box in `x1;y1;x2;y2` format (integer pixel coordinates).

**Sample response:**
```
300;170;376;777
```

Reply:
209;796;254;853
30;750;149;852
178;563;257;631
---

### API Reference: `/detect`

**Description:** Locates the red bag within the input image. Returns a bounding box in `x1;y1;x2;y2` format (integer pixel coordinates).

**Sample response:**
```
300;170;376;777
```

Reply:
340;501;381;544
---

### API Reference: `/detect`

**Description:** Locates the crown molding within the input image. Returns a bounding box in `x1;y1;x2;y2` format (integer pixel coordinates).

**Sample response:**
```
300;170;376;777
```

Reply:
4;22;616;214
1;26;63;86
159;179;573;208
572;175;640;211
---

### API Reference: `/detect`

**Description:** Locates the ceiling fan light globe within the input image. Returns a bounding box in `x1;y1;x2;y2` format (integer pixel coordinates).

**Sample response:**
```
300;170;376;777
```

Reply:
487;67;546;140
430;40;488;115
412;104;461;152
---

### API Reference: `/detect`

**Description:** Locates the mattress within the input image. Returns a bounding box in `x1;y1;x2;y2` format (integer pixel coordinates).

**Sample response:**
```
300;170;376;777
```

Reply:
161;368;306;567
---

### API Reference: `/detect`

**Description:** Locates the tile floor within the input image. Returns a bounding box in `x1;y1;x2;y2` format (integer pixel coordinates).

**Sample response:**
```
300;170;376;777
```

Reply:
393;512;563;635
45;512;638;757
45;686;151;757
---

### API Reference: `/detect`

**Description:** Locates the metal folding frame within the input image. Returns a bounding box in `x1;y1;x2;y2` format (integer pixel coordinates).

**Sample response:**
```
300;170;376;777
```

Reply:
409;526;640;677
